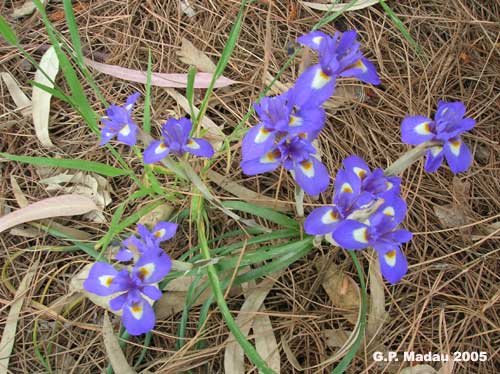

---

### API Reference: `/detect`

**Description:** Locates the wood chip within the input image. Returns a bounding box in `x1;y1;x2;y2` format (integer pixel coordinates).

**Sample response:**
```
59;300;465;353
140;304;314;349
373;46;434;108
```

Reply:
102;313;136;374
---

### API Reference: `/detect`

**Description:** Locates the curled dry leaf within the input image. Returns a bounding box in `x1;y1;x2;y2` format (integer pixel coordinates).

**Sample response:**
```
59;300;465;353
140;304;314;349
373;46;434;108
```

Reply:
102;313;137;374
0;72;31;116
40;172;112;223
177;38;216;73
0;194;97;234
0;260;39;374
83;57;236;88
315;259;360;324
33;46;60;148
300;0;381;12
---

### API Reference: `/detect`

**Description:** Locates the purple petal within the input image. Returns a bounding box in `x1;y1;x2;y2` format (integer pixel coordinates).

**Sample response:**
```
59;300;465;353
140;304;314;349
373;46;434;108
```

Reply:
288;106;326;136
240;151;281;175
152;222;178;242
444;138;472;174
115;249;134;262
124;92;140;111
385;176;401;195
388;229;413;244
134;251;172;284
424;146;444;173
109;293;128;311
293;158;330;195
342;155;370;181
142;285;162;300
333;169;361;209
304;206;341;235
117;122;137;146
332;220;370;250
163;117;192;143
83;262;119;296
143;141;170;164
99;126;116;146
378;247;408;284
242;124;276;160
184;137;215;158
377;195;407;228
340;57;380;85
121;298;155;336
297;31;329;50
291;65;336;107
435;100;466;122
401;115;434;145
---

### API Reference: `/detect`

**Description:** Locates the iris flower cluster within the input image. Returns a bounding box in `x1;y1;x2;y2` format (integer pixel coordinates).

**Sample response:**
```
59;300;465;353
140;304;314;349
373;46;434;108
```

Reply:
304;156;411;284
84;222;177;335
240;30;380;195
401;100;476;174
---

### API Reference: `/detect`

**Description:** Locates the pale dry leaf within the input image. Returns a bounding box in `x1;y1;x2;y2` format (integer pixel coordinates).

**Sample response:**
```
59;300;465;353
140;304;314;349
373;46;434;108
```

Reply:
33;46;60;148
180;0;196;17
322;329;350;348
316;260;360;324
439;358;454;374
281;336;303;371
102;313;136;374
9;226;42;238
0;72;31;116
138;203;174;227
0;194;97;234
177;38;216;73
224;277;278;374
207;169;291;212
433;205;469;229
300;0;380;12
366;255;386;339
10;176;29;207
164;88;224;150
12;0;48;18
83;57;236;88
254;314;280;372
400;364;438;374
0;260;39;374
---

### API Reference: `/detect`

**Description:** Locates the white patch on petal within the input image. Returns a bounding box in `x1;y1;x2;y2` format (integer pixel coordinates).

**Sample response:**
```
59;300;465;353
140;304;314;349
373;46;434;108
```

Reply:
130;303;144;320
448;140;461;157
353;167;367;179
353;227;368;243
414;121;431;135
186;139;200;150
430;146;443;157
384;250;397;267
386;181;393;191
125;103;133;111
355;60;368;73
98;275;114;288
105;132;113;137
255;128;272;143
383;207;395;217
155;143;168;154
340;183;353;193
260;151;279;164
154;229;166;239
119;125;131;136
289;115;303;127
138;263;156;281
311;68;332;89
321;209;339;224
299;160;315;178
312;36;323;46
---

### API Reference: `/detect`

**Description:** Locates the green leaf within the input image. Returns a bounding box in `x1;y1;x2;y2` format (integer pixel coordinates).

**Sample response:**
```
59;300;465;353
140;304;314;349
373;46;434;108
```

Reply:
0;152;130;177
0;15;18;45
28;80;71;102
222;200;299;230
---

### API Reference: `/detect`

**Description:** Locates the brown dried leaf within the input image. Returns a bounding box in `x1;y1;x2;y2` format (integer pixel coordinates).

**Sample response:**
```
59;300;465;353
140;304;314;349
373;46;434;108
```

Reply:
138;203;174;227
102;313;136;374
322;329;350;348
281;336;303;371
177;38;216;73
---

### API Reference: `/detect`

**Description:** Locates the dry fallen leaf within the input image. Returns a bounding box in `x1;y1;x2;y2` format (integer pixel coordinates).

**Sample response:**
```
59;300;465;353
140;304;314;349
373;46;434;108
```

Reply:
40;172;112;223
316;260;360;324
400;364;438;374
33;46;60;148
0;260;38;374
254;314;280;373
366;255;387;339
102;313;136;374
322;329;350;348
0;194;97;234
180;0;196;17
138;203;174;227
0;72;31;116
281;336;303;371
177;38;216;73
301;0;381;12
12;0;49;18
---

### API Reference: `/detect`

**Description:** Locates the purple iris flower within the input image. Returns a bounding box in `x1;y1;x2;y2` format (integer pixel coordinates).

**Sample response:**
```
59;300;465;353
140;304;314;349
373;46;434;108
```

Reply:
116;222;178;262
342;155;401;208
100;93;140;146
304;169;361;235
401;101;476;174
332;196;412;284
143;117;214;164
241;134;330;195
294;30;380;107
84;251;172;335
242;88;325;161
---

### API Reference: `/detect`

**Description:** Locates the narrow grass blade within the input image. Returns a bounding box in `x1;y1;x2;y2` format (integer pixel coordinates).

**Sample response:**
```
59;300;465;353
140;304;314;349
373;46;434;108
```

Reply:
0;15;18;44
222;201;299;230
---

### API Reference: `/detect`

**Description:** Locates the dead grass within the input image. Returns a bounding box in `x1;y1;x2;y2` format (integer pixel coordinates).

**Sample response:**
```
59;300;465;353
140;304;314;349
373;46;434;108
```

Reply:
1;0;499;373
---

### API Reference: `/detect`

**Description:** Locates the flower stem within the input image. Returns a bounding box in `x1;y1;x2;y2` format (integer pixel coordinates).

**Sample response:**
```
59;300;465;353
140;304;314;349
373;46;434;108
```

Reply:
294;186;305;217
384;141;439;176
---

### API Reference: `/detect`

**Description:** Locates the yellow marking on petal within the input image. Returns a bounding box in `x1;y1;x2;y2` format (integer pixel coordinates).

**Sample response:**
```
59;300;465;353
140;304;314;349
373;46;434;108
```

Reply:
321;210;339;224
298;132;308;139
414;121;431;135
138;263;155;281
119;124;131;136
289;115;303;127
353;167;367;180
299;160;315;178
449;139;461;156
186;139;200;149
99;275;114;288
255;127;272;143
386;181;393;190
340;183;353;193
430;146;443;157
312;36;323;45
353;227;369;243
384;250;397;267
311;68;332;89
355;59;368;72
130;303;144;320
155;142;168;154
154;229;165;238
383;207;395;217
260;150;281;164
